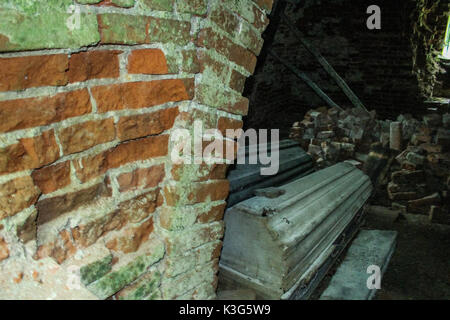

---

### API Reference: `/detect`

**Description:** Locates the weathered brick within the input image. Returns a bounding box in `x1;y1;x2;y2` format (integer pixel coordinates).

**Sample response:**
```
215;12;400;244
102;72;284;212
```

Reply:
91;80;193;113
115;270;161;300
0;130;60;175
87;240;165;299
166;50;200;74
197;203;226;224
176;0;207;15
68;50;121;83
98;0;136;8
98;14;190;45
164;180;230;206
35;229;77;264
120;191;161;225
80;254;113;286
226;0;270;32
0;89;92;133
197;28;257;73
106;218;155;253
31;161;71;194
120;167;163;194
72;210;122;248
229;69;247;92
0;2;100;52
58;118;116;155
117;107;179;141
165;222;224;256
74;135;169;182
147;17;191;45
117;164;165;192
140;0;174;12
198;51;230;83
128;49;168;74
0;237;9;262
159;203;225;231
0;54;68;92
195;83;249;115
161;259;219;299
218;117;244;136
164;241;222;277
0;176;40;220
36;182;110;226
16;209;38;243
209;4;239;37
98;14;148;44
171;163;227;182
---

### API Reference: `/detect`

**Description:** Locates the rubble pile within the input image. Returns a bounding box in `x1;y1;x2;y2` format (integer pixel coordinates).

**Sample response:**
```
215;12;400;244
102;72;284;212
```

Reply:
290;107;450;224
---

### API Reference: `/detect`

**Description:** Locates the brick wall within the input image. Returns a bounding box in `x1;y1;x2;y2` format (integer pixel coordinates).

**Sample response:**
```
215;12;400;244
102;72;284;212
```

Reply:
0;0;271;300
245;0;449;137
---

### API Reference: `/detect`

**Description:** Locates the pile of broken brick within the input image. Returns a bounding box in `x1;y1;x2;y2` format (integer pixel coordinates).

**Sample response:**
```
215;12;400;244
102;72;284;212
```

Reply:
290;107;449;224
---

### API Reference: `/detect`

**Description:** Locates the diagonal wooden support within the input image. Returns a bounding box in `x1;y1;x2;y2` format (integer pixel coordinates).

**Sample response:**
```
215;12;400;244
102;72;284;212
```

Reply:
269;49;344;112
281;11;370;114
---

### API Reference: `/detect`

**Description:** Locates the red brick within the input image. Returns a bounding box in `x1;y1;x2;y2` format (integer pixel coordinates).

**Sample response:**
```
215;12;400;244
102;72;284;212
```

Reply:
218;117;244;136
229;69;247;92
106;218;154;253
0;130;60;175
197;203;226;224
74;135;169;182
0;176;40;220
58;118;116;155
197;28;257;73
0;54;68;92
36;182;110;226
128;49;168;74
91;79;194;113
35;229;77;264
117;164;165;192
117;107;179;141
198;51;230;82
0;89;92;133
68;50;121;83
171;163;227;182
0;237;9;261
119;190;161;224
31;161;71;194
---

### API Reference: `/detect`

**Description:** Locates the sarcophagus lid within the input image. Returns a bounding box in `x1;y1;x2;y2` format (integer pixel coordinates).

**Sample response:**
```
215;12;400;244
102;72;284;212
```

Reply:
219;162;373;299
227;139;314;207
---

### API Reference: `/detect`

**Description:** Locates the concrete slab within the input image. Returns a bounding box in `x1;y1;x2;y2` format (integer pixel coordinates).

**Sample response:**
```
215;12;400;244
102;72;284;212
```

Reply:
320;230;397;300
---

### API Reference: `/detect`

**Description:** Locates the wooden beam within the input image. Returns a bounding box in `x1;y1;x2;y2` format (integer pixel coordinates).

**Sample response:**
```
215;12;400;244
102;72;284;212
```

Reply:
268;49;344;111
281;12;369;114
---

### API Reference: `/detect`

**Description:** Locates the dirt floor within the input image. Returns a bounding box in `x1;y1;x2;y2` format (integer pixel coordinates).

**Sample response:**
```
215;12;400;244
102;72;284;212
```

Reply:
311;211;450;300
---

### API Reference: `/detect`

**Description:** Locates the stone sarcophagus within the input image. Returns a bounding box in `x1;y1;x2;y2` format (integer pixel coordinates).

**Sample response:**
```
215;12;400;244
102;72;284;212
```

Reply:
219;162;373;299
227;140;314;207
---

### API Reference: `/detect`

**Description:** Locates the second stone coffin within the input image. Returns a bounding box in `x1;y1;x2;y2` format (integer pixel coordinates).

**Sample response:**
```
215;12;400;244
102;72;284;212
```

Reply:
219;162;373;299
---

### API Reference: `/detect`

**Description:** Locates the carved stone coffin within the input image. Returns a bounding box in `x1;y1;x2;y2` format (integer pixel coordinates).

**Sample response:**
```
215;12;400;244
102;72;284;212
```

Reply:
219;162;373;299
227;139;314;207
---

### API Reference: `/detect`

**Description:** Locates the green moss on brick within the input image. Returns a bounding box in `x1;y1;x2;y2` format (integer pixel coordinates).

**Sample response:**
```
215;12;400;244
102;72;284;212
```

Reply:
0;1;100;52
87;243;164;299
112;0;136;8
99;13;148;44
138;0;174;12
118;271;161;300
80;254;113;286
148;17;191;45
176;0;207;15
